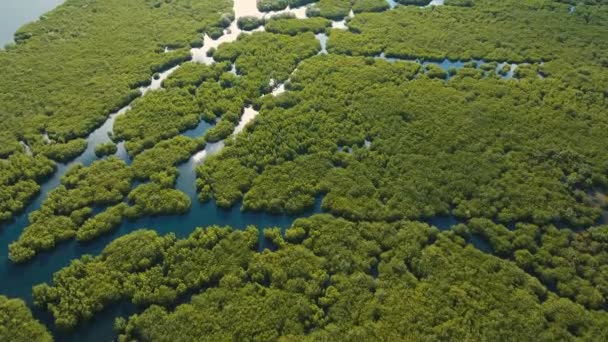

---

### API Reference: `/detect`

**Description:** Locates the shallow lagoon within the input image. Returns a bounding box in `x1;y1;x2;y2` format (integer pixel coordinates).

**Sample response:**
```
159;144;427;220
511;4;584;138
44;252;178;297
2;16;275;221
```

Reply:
0;0;65;46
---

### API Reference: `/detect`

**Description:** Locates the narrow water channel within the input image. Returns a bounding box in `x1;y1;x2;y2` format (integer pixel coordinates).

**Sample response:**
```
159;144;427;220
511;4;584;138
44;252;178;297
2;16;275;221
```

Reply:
0;1;322;341
375;53;520;80
2;1;514;340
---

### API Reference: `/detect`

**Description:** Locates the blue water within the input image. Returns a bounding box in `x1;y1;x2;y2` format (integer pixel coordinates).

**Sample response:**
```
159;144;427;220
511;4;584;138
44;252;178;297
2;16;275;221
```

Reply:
426;215;462;230
0;0;65;47
315;33;328;54
425;215;494;252
0;2;323;336
469;234;493;253
0;108;323;341
0;3;504;338
376;53;518;80
422;59;465;71
180;119;213;138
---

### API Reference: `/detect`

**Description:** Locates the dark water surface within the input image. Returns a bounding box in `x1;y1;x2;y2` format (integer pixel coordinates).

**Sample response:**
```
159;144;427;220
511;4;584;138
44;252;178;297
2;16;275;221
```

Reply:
0;1;322;340
0;0;65;46
0;112;323;341
1;2;503;340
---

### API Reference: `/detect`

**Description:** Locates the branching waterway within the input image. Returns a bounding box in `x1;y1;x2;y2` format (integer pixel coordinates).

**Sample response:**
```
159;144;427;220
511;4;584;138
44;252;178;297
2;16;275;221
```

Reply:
0;0;550;340
0;1;322;340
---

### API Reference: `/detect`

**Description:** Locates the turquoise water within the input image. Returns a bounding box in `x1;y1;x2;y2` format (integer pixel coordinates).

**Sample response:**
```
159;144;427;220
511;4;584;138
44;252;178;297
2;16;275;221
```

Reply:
0;0;65;46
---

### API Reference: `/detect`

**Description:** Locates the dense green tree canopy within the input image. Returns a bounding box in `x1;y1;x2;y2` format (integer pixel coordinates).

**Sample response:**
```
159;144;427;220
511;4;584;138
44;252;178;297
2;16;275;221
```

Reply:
1;0;608;340
0;0;233;224
9;157;134;263
199;54;608;226
0;295;52;342
33;216;608;340
94;142;118;158
0;153;55;223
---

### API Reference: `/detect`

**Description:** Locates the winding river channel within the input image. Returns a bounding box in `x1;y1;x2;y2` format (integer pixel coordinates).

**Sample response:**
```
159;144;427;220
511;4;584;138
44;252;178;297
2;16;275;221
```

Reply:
0;0;512;340
0;1;323;340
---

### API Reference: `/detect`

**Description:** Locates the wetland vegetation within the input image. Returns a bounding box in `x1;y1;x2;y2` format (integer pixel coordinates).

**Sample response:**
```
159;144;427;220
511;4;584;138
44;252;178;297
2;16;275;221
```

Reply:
1;0;608;340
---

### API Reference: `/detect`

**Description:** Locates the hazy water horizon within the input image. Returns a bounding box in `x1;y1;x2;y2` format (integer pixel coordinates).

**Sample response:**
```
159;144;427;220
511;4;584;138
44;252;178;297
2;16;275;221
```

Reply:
0;0;65;46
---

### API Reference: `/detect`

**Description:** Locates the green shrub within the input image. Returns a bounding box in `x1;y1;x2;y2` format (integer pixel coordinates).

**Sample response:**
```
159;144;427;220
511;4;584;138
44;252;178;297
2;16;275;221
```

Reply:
237;16;264;31
94;142;118;157
258;0;289;12
397;0;432;5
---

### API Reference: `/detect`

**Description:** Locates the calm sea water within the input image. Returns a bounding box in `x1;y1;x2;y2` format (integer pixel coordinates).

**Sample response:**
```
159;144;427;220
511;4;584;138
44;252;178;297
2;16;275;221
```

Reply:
0;0;65;46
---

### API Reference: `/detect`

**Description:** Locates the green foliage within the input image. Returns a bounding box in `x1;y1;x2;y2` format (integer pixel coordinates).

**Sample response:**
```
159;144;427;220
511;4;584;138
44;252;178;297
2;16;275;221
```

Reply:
0;0;233;226
162;62;231;90
243;154;333;214
290;0;321;7
258;0;289;12
200;54;608;226
397;0;432;5
332;1;608;93
257;0;320;12
48;33;320;244
0;0;232;148
212;31;320;97
125;182;191;218
204;120;236;143
76;203;129;242
196;74;246;123
32;230;174;330
196;158;258;207
32;215;607;340
113;88;201;156
34;227;257;330
425;63;448;79
121;285;322;341
308;0;352;19
94;142;118;158
9;158;133;263
36;139;88;162
9;134;204;261
0;153;55;222
237;16;264;31
113;31;320;161
131;136;204;180
469;219;608;310
352;0;390;13
5;1;608;340
498;63;512;75
0;295;52;342
265;17;332;35
445;0;475;6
